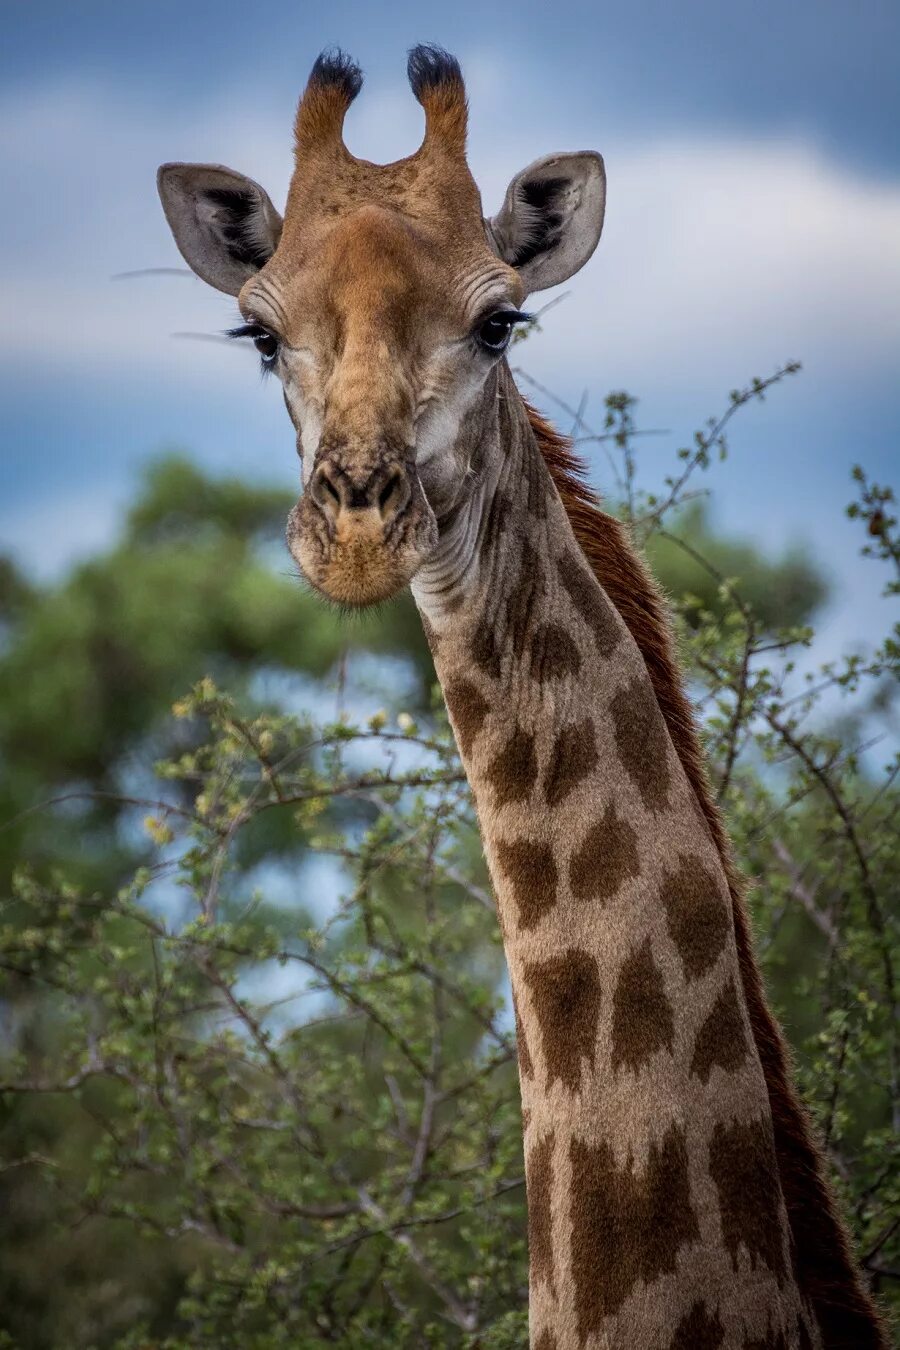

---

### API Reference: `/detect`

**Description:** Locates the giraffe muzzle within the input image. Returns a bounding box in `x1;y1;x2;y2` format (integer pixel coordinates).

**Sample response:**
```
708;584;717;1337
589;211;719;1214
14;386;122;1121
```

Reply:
309;459;412;529
287;450;438;607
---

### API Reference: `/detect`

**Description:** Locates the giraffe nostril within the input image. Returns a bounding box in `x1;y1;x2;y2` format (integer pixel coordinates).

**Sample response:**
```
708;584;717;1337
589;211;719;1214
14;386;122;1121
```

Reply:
311;459;411;524
378;472;401;514
311;465;343;519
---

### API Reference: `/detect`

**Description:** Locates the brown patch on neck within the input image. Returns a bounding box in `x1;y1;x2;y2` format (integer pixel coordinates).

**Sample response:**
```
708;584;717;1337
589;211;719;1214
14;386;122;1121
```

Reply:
514;997;534;1080
543;718;598;807
496;836;559;932
570;1122;700;1333
609;675;672;811
743;1328;790;1350
668;1301;726;1349
709;1116;788;1281
485;724;538;806
691;977;749;1083
660;854;730;981
526;400;887;1346
442;677;489;757
471;623;503;680
523;950;602;1093
507;537;545;660
611;938;675;1073
569;801;641;904
556;547;621;657
527;1129;556;1295
529;620;582;682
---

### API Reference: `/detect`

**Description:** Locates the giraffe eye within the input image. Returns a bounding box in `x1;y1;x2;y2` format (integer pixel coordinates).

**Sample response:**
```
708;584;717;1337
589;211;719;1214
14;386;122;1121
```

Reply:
253;331;279;362
225;322;280;371
475;310;532;353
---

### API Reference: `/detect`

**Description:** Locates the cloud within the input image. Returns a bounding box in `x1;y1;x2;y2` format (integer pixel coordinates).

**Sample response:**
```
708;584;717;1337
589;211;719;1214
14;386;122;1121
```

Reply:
2;73;899;399
527;135;900;394
2;68;896;722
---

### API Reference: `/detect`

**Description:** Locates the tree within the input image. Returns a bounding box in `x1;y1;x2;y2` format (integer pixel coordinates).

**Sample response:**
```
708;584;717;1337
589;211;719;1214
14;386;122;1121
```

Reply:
1;372;896;1348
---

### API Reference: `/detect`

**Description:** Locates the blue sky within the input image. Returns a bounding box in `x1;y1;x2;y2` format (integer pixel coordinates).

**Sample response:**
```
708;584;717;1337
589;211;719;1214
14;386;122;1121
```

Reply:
2;0;898;669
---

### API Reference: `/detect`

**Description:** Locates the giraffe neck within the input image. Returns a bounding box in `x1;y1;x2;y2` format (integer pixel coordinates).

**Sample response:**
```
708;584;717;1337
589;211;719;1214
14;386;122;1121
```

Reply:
413;374;814;1350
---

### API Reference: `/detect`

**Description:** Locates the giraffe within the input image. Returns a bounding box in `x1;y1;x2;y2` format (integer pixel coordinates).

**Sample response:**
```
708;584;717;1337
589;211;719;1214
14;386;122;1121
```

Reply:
157;46;886;1349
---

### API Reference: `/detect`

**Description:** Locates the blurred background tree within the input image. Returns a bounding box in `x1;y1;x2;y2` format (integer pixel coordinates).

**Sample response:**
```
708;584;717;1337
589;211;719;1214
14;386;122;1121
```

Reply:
0;374;897;1347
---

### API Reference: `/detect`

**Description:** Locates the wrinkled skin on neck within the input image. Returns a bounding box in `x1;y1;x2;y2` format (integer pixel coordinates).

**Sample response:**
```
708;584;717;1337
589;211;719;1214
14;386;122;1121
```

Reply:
410;364;510;605
413;367;816;1349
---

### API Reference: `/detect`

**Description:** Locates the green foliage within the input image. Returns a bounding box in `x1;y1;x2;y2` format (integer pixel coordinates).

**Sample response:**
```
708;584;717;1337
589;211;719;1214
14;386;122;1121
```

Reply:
1;377;897;1347
644;499;828;630
0;454;431;896
848;466;900;599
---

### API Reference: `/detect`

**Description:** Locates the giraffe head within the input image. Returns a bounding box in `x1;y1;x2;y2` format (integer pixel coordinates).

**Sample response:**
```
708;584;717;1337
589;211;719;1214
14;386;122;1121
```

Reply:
158;47;606;606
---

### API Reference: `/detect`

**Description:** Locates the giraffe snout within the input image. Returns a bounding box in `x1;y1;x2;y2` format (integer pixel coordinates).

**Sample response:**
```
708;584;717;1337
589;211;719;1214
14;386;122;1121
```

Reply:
288;447;438;607
309;458;412;530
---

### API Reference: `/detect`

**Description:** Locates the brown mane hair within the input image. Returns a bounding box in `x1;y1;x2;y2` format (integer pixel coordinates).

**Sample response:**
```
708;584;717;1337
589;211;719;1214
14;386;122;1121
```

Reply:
527;401;886;1348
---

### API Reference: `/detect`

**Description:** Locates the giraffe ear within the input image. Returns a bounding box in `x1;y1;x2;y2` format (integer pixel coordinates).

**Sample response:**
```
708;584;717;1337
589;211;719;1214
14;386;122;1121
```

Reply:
157;163;283;296
488;152;606;294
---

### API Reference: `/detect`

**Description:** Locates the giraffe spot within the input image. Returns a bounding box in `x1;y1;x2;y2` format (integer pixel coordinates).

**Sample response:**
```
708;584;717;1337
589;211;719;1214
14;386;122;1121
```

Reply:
527;1130;555;1294
471;624;502;680
544;719;598;807
485;488;513;552
611;938;675;1073
569;802;641;904
557;548;621;657
442;678;489;758
496;837;558;931
709;1116;787;1282
668;1300;725;1350
522;436;549;521
743;1330;789;1350
486;725;538;806
514;997;534;1079
506;539;544;661
609;676;672;811
660;854;731;982
529;621;582;683
523;950;601;1093
570;1122;700;1335
533;1331;557;1350
691;979;749;1083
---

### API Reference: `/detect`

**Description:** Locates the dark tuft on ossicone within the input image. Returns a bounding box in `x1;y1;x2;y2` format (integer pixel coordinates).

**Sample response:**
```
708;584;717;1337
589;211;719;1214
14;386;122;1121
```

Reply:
308;48;363;102
407;43;463;98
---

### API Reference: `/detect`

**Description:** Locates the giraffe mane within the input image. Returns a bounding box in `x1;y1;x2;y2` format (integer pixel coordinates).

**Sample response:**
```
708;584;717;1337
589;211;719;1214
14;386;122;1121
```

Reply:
527;399;885;1347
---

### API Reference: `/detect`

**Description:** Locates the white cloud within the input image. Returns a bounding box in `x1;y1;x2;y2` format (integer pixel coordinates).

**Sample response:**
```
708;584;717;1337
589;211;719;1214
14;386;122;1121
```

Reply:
2;75;899;395
528;135;900;392
2;70;896;710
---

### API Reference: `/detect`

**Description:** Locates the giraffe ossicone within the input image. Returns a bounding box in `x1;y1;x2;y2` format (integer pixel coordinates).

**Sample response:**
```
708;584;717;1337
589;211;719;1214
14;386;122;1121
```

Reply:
158;43;886;1349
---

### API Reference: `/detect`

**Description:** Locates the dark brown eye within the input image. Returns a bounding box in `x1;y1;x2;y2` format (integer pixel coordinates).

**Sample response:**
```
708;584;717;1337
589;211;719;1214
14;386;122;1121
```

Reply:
225;322;280;371
253;331;279;362
476;310;531;353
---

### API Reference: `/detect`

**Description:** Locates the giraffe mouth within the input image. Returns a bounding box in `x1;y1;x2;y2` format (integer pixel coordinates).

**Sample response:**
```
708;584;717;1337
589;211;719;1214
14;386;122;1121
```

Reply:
286;469;438;607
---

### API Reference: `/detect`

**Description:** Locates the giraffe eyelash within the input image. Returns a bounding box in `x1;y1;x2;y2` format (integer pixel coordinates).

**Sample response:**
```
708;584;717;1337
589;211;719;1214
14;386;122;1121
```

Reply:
225;323;280;375
225;323;275;339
